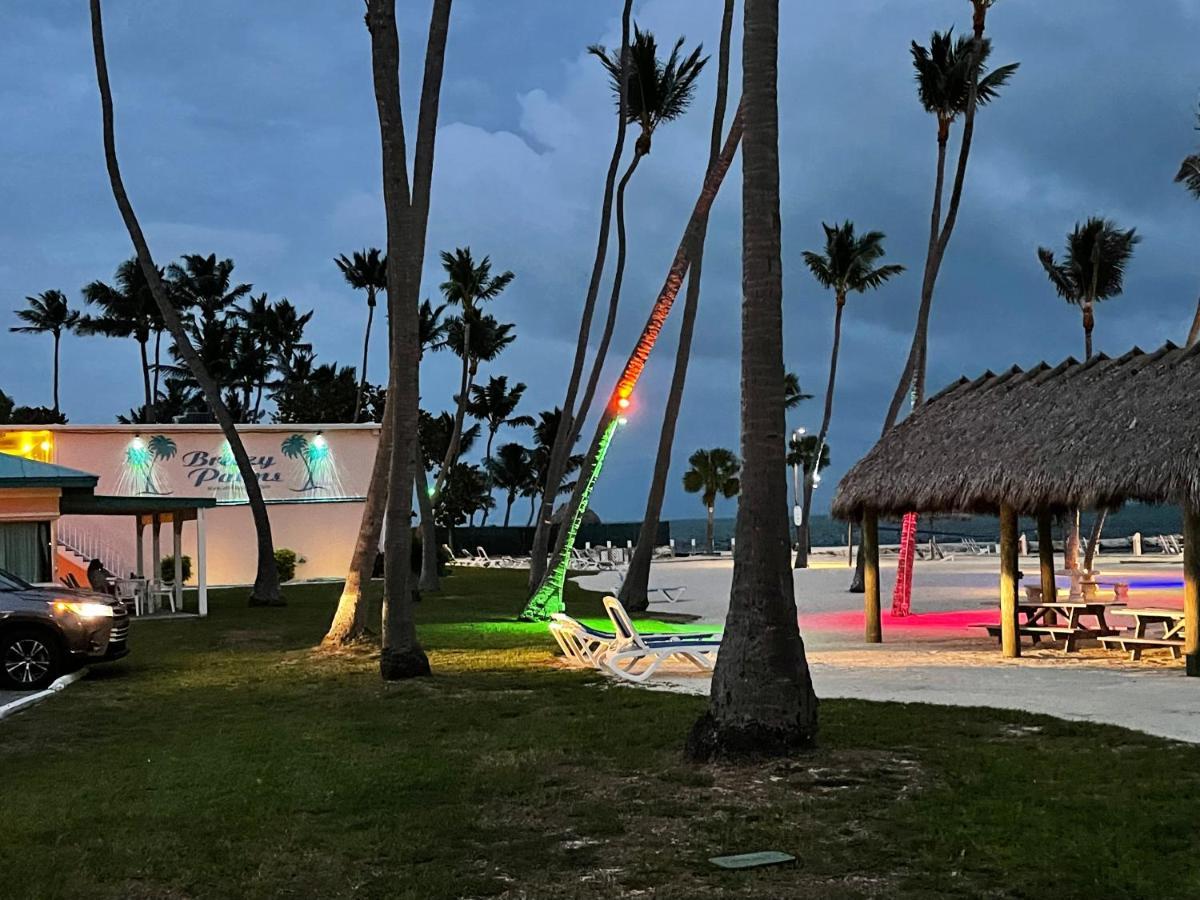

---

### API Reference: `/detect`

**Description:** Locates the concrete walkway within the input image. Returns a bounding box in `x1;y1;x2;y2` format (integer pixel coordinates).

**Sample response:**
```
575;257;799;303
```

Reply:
577;554;1200;744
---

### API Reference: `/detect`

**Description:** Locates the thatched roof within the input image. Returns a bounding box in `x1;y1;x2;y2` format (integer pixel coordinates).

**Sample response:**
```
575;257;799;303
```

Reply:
832;342;1200;519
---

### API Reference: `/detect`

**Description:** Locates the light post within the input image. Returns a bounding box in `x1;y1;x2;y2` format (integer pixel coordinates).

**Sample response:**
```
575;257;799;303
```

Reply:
791;426;806;547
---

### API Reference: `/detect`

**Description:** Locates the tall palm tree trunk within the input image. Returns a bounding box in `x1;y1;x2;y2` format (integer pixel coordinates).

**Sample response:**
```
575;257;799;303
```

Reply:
323;401;393;646
152;329;162;401
706;503;715;552
52;332;61;414
432;321;471;498
370;0;452;680
415;454;440;591
354;291;375;422
796;292;845;569
527;0;633;593
138;339;153;423
572;151;643;443
687;0;816;759
619;0;734;613
503;495;514;528
89;0;279;604
521;104;745;622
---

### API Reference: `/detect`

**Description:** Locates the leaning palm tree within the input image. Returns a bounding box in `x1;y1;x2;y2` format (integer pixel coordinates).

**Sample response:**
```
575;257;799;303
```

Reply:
334;248;387;421
681;448;740;551
526;0;633;596
89;0;281;605
687;0;818;760
618;0;735;615
1176;106;1200;345
10;290;80;413
1038;217;1140;571
796;221;903;567
465;375;535;462
431;248;514;498
572;28;708;481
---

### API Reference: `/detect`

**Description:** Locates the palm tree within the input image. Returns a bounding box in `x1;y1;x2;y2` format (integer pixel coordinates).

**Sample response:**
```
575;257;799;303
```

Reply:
524;407;583;527
687;0;817;760
784;371;812;410
1175;106;1200;344
10;290;80;413
520;100;746;623
414;296;451;592
90;0;281;606
1037;218;1140;361
432;248;514;498
352;0;452;677
619;0;735;615
571;28;708;486
883;27;1018;424
1038;217;1140;572
167;253;252;328
465;375;535;462
527;0;633;595
796;222;903;566
335;248;388;421
79;259;166;422
486;443;534;527
681;448;740;551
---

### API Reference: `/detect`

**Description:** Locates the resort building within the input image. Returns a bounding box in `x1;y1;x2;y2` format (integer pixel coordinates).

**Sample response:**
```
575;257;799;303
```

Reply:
0;423;380;589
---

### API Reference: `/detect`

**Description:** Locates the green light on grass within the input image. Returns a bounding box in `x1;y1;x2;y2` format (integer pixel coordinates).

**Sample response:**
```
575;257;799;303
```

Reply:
519;416;620;622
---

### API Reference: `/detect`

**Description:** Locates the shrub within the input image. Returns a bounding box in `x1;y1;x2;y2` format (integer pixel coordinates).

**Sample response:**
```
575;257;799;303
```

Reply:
160;555;192;584
274;548;306;582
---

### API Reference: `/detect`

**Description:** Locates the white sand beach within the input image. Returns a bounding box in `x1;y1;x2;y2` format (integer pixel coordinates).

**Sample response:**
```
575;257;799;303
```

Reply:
575;552;1200;744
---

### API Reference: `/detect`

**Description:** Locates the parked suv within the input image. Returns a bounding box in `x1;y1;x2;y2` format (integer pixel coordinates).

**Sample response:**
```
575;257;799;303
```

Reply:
0;567;129;691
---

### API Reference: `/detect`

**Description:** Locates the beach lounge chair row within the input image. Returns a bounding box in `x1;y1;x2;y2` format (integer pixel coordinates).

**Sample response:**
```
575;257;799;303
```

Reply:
445;545;529;569
549;597;721;683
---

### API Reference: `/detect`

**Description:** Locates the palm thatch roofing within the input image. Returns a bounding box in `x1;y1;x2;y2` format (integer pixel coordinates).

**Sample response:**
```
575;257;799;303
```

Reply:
832;342;1200;520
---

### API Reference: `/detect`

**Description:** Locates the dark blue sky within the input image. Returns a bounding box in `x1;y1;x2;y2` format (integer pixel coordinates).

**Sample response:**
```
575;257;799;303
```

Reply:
2;1;1198;522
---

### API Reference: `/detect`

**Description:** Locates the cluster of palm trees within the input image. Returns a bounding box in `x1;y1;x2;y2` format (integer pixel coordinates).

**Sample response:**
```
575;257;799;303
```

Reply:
10;253;324;425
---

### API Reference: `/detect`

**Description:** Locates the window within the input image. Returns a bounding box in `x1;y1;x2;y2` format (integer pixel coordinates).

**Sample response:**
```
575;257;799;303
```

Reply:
0;521;52;584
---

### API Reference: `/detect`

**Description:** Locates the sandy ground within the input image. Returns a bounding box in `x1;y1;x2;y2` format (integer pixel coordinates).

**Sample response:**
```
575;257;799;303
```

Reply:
575;551;1200;744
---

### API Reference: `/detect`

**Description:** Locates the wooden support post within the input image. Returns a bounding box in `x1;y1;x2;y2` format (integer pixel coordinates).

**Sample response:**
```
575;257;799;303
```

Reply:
863;509;881;643
134;518;144;578
173;518;183;613
1037;510;1057;623
1000;504;1021;659
1184;505;1199;677
196;508;208;617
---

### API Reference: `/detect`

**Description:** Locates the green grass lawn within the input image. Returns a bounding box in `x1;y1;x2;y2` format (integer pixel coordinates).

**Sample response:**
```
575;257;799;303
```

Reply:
2;569;1198;899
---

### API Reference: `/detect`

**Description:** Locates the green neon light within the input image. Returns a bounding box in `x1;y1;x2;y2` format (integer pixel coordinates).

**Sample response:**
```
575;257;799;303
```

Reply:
519;416;620;622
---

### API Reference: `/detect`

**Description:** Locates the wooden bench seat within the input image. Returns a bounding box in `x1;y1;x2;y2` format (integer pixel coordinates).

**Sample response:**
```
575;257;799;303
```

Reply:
1098;635;1185;661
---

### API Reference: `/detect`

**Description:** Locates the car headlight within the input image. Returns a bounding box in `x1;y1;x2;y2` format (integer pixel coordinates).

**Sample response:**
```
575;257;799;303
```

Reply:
53;600;115;619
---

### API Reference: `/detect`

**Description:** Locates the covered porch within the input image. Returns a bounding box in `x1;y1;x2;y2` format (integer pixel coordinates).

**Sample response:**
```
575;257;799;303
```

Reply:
59;493;216;616
833;343;1200;676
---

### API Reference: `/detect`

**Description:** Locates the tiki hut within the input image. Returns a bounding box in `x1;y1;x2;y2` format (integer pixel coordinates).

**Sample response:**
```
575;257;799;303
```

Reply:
832;342;1199;675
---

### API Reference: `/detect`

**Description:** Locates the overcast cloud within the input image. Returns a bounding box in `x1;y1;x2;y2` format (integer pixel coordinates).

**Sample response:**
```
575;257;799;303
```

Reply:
2;1;1198;521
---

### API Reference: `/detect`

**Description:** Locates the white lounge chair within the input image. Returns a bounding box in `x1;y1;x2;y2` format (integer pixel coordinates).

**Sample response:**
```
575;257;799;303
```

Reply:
599;597;721;683
549;608;720;670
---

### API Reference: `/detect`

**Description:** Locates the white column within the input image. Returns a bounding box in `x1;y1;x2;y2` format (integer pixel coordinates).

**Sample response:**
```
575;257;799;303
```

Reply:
1132;532;1142;556
134;518;145;578
173;518;183;613
196;508;208;617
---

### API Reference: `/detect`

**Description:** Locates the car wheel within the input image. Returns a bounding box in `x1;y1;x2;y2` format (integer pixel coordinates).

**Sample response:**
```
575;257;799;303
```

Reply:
1;629;61;692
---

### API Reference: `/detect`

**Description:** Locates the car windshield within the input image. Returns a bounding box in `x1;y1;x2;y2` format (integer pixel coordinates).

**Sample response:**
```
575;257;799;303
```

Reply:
0;568;33;591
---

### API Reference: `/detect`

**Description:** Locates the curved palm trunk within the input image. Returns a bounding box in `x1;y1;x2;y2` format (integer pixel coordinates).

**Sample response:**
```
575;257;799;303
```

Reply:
503;494;514;528
354;291;376;422
416;456;440;591
323;403;393;646
370;0;453;680
1083;509;1106;571
90;0;280;605
52;332;61;414
521;104;745;622
432;321;472;498
527;0;633;594
688;0;817;759
619;0;734;614
796;294;845;569
152;329;162;402
572;151;643;443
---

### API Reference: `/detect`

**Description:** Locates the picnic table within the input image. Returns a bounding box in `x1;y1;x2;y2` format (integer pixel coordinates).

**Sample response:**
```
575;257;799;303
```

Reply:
1099;607;1187;660
974;599;1125;652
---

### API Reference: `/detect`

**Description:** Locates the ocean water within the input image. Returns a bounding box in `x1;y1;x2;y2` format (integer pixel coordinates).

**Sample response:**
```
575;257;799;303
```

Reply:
667;504;1184;550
